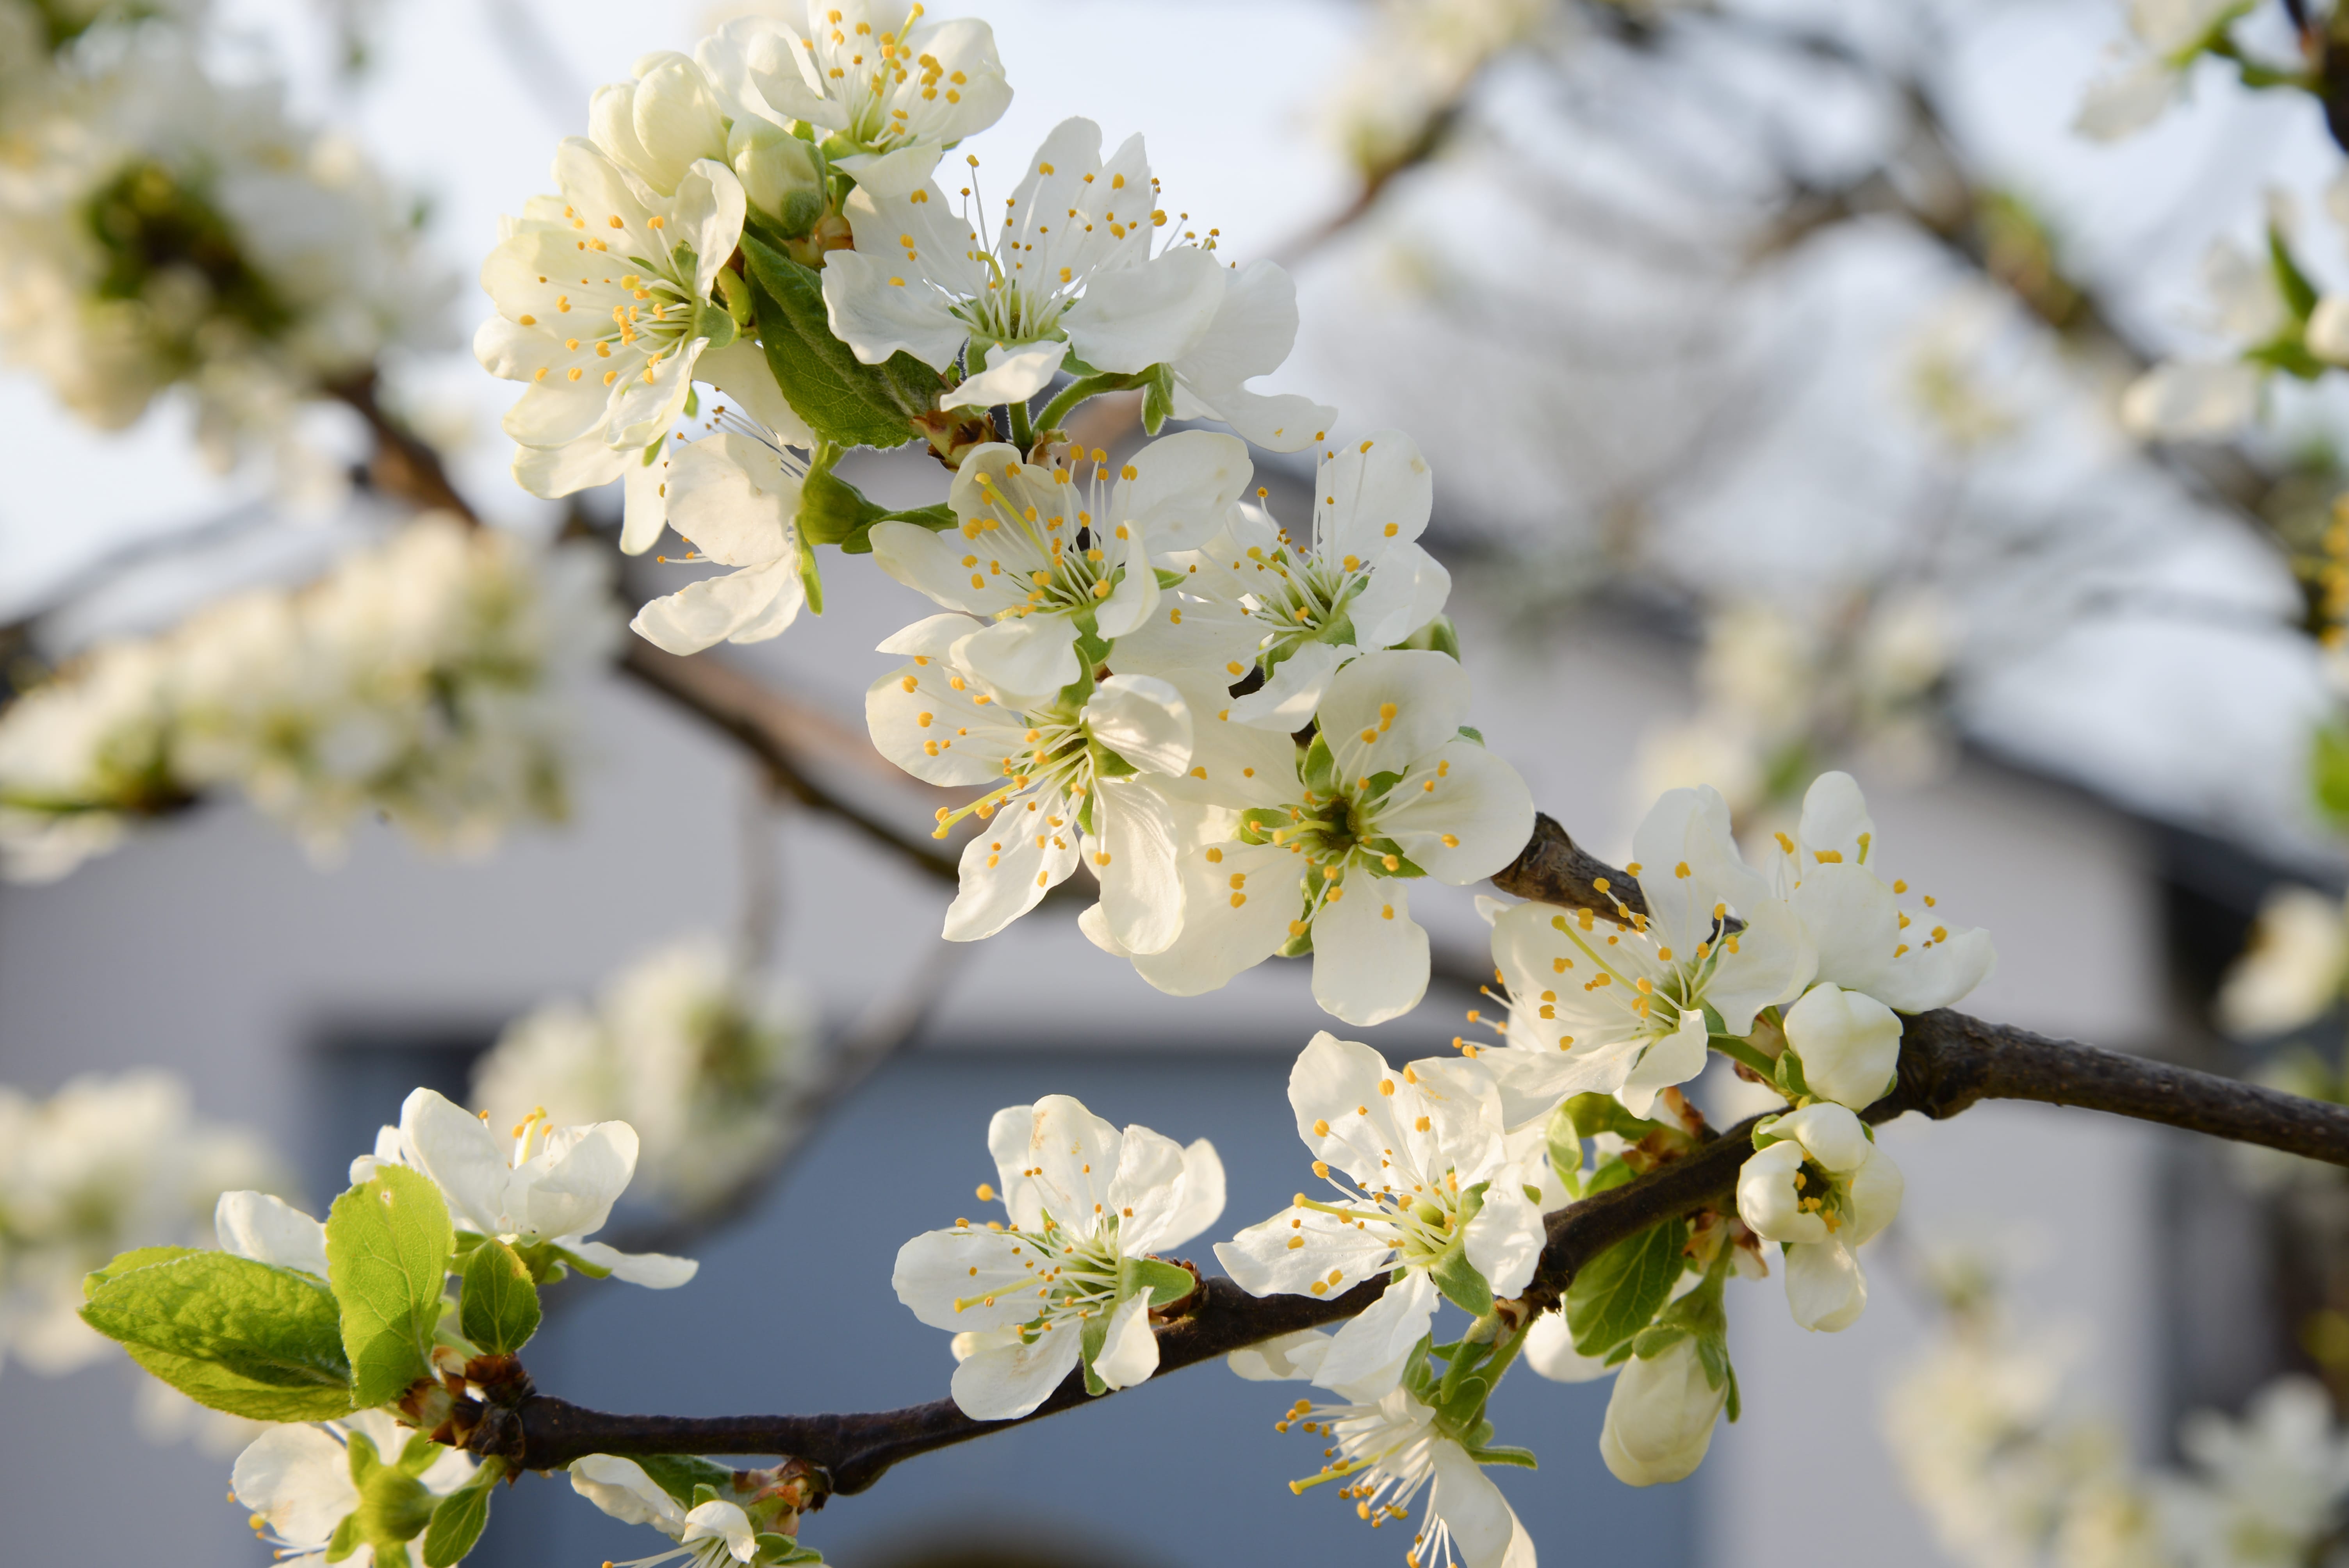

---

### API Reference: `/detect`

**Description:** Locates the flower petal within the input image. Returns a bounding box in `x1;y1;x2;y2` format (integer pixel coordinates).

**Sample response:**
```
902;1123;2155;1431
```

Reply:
951;1321;1085;1419
214;1191;329;1279
943;790;1082;940
1311;873;1431;1026
1091;1290;1160;1390
1784;1238;1868;1332
1063;244;1227;373
1314;1269;1438;1393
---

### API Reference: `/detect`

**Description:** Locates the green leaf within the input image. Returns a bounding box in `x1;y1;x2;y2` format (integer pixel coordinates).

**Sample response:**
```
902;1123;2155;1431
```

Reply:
741;234;937;449
1079;1312;1111;1395
81;1252;352;1412
759;1535;825;1564
627;1454;738;1508
1564;1219;1685;1359
2314;721;2349;830
420;1461;502;1568
2272;227;2319;321
458;1238;540;1356
326;1165;454;1408
84;1245;200;1297
1121;1257;1198;1308
126;1343;356;1422
1560;1093;1664;1143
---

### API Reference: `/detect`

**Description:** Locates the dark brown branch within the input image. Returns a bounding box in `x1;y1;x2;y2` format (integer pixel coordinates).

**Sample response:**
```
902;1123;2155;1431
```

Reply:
497;817;2349;1499
330;373;481;524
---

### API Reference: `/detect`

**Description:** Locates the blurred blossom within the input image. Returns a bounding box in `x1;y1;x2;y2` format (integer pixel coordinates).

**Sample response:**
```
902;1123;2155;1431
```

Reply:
1319;0;1561;182
2157;1379;2349;1568
471;936;819;1215
0;1070;284;1381
1905;292;2022;452
2073;0;2252;143
2215;884;2348;1039
0;10;453;469
1632;593;1955;820
0;516;620;880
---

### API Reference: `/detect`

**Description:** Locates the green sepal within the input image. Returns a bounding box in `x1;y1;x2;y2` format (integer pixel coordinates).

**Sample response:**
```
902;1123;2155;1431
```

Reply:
1139;363;1176;434
1079;1311;1111;1395
1121;1256;1198;1309
1469;1444;1540;1470
1428;1249;1494;1318
2272;226;2320;321
1456;725;1484;744
1543;1103;1584;1199
80;1250;354;1418
326;1164;455;1408
758;1534;825;1564
326;1512;365;1564
1772;1047;1813;1102
1724;1360;1742;1423
1629;1322;1692;1361
1300;732;1341;796
458;1238;540;1357
538;1242;611;1281
691;1483;724;1511
447;1231;489;1262
740;235;937;449
1396;615;1461;659
1437;1374;1492;1428
627;1454;738;1507
692;297;741;352
1563;1217;1684;1359
420;1458;504;1568
797;443;955;553
1154;567;1188;590
1559;1092;1665;1144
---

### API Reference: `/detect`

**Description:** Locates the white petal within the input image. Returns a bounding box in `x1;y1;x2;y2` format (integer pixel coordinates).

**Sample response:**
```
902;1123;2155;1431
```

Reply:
510;1121;638;1241
2119;360;2260;440
1315;1270;1439;1393
1093;780;1185;956
569;1454;686;1534
631;560;802;655
696;337;814;448
1227;641;1343;731
943;791;1082;940
233;1424;359;1548
665;431;794;566
1156;1138;1227;1253
1784;1238;1867;1332
1630;786;1768;957
893;1226;1044;1333
1226;1327;1331;1382
1086;674;1193;774
1114;430;1253;552
1429;1439;1524;1568
681;1501;759;1564
1311;874;1431;1027
820;248;967;371
1375;741;1535;886
951;616;1084;705
1615;1011;1709;1119
1463;1172;1544;1299
1091;1291;1160;1390
1322;649;1471;785
513;437;627;502
950;1322;1084;1419
1128;837;1294;998
564;1240;698;1288
941;338;1071;410
836;141;945;198
1063;245;1228;373
397;1088;509;1233
214;1191;330;1278
1782;982;1901;1110
1522;1311;1612;1383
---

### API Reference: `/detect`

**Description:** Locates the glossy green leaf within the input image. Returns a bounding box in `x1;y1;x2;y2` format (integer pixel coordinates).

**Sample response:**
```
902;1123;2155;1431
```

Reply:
326;1165;454;1407
741;235;937;449
458;1238;540;1357
1564;1219;1684;1359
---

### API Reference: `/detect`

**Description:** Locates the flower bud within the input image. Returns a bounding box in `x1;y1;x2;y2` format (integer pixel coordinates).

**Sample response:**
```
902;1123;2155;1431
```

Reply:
1782;982;1901;1109
1599;1335;1727;1486
729;119;823;230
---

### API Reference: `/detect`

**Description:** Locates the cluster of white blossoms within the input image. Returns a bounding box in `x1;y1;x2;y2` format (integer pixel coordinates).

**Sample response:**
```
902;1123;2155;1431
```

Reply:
2117;184;2349;443
471;935;819;1215
0;1070;281;1379
0;6;452;464
1318;0;1560;182
0;517;618;881
2074;0;2254;143
1633;594;1955;823
1889;1259;2349;1568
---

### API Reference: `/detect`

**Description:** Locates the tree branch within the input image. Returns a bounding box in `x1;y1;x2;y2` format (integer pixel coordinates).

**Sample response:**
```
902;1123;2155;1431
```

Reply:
492;812;2349;1500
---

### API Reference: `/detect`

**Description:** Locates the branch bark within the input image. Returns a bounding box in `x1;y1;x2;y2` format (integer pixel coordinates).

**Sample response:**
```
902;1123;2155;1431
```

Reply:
494;813;2349;1499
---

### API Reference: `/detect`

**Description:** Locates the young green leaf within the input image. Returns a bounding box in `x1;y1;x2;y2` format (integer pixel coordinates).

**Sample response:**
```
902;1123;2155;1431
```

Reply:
83;1244;200;1297
326;1165;455;1407
420;1460;503;1568
628;1454;738;1508
1120;1257;1199;1309
1428;1247;1495;1317
80;1251;352;1417
1564;1219;1685;1359
458;1238;540;1356
740;235;939;450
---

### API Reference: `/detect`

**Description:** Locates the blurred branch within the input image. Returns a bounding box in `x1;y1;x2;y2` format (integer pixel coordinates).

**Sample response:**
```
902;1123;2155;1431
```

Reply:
489;813;2349;1495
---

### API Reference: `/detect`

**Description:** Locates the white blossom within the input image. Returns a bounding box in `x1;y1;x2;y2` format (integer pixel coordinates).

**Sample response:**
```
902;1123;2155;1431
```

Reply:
1122;650;1533;1026
1139;430;1448;728
1271;1384;1536;1568
1597;1333;1727;1486
697;2;1012;200
2075;0;2253;142
0;21;453;464
893;1095;1224;1419
1780;981;1903;1112
2214;884;2348;1038
868;616;1194;948
2159;1378;2349;1568
355;1088;697;1288
231;1410;473;1568
870;432;1248;699
471;936;819;1214
1218;1034;1543;1395
1769;770;1994;1014
1735;1101;1902;1332
0;1071;280;1378
475;139;746;505
1478;785;1813;1127
630;424;813;654
570;1455;760;1568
